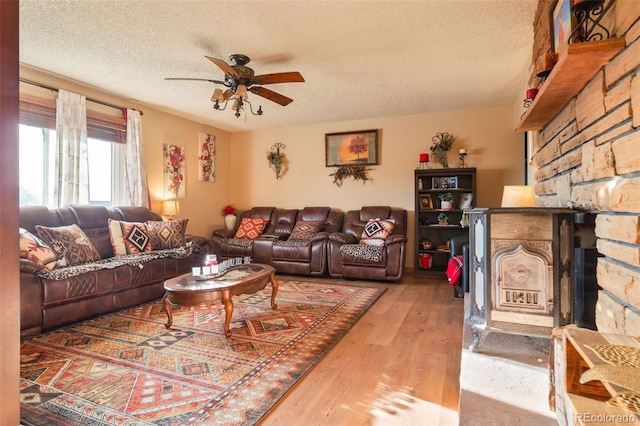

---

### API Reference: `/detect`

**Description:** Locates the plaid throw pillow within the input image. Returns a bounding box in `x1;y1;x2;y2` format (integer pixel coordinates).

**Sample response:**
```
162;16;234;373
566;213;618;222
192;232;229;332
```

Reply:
360;218;395;245
19;228;58;270
146;218;188;249
108;219;153;255
36;224;101;266
289;220;324;241
234;218;268;240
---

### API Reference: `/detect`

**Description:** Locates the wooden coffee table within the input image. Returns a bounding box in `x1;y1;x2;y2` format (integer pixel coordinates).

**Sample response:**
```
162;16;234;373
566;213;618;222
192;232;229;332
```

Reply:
162;263;278;337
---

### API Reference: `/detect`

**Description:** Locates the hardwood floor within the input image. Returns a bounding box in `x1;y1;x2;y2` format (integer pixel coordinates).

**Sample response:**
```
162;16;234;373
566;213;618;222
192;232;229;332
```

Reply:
261;271;464;426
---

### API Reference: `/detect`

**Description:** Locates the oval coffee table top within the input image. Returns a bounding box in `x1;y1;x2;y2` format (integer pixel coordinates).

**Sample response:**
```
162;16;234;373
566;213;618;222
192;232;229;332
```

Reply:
164;263;275;293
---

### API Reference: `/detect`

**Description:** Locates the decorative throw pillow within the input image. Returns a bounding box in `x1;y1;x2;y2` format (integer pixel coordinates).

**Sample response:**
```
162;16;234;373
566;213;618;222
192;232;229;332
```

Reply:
108;219;153;255
19;228;58;270
360;218;395;245
289;220;324;241
146;218;188;250
234;218;268;240
36;224;101;266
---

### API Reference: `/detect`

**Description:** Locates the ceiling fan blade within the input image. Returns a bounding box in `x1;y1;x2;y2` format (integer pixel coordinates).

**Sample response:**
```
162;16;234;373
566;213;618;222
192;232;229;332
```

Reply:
250;86;293;106
250;72;305;85
205;56;239;78
165;77;226;85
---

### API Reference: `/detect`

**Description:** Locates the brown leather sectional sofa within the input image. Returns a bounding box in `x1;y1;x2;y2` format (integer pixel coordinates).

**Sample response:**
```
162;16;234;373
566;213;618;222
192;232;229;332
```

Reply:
211;206;343;276
19;205;202;336
211;205;407;281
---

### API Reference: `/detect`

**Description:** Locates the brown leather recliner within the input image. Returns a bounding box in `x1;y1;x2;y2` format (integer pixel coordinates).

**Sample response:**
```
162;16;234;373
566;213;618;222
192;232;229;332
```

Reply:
210;207;276;259
328;206;407;282
270;207;343;276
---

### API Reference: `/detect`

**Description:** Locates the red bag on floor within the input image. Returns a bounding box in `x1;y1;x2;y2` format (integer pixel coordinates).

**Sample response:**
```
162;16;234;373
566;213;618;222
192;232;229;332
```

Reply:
446;255;463;287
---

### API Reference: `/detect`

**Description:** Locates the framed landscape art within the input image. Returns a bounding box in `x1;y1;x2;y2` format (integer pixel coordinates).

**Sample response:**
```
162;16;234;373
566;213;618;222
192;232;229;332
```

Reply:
325;129;379;166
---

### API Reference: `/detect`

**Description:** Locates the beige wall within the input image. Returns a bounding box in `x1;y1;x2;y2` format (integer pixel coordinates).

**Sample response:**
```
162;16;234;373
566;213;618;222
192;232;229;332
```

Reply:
229;104;525;267
20;66;525;269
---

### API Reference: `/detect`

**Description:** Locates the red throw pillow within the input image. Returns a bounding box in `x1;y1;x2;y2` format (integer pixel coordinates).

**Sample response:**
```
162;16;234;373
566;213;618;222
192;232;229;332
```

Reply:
234;218;268;240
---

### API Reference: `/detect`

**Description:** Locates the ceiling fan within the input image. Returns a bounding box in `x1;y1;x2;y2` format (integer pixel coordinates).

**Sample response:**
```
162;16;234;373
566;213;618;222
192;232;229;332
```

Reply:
165;54;305;118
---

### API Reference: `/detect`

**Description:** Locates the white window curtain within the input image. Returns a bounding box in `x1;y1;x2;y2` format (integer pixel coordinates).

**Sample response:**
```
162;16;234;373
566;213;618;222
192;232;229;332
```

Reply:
54;90;89;206
125;109;149;208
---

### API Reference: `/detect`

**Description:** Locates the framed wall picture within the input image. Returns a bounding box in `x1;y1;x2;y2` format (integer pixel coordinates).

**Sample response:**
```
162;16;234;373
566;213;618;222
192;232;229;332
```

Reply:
459;193;473;210
325;129;379;166
553;0;573;54
419;194;433;210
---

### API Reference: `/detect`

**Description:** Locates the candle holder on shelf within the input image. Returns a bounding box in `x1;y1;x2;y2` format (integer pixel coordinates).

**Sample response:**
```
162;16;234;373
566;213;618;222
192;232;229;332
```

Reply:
416;153;430;169
458;149;468;168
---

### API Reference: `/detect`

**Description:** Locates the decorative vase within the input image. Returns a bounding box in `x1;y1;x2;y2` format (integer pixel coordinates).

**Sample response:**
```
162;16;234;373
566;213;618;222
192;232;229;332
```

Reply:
224;214;237;231
441;201;452;211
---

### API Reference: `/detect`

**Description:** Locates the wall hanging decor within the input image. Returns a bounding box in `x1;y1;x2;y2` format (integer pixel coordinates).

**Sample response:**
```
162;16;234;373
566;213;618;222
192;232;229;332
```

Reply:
198;133;216;182
430;132;454;168
163;143;186;198
329;165;371;187
325;129;379;166
266;142;286;179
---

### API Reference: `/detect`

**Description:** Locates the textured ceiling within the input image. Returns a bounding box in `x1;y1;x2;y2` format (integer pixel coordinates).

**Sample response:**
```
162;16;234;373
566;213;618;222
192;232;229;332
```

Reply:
19;0;537;133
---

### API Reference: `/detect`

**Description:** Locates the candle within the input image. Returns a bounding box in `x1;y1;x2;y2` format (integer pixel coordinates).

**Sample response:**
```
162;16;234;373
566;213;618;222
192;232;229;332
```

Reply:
526;88;539;100
419;153;429;162
459;148;467;155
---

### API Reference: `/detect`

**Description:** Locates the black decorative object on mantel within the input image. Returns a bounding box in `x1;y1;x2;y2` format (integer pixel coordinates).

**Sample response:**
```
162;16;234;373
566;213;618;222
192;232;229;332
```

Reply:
570;0;612;44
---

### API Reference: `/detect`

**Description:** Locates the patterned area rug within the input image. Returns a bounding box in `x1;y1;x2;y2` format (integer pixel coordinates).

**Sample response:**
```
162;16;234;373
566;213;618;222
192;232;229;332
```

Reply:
20;279;384;425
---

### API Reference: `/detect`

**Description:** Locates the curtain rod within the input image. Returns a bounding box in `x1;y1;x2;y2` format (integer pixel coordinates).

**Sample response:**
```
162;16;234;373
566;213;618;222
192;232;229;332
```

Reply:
19;78;143;115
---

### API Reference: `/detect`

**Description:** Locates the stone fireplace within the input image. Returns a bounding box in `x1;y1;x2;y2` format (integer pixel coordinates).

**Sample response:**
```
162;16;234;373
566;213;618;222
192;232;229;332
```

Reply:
465;208;575;351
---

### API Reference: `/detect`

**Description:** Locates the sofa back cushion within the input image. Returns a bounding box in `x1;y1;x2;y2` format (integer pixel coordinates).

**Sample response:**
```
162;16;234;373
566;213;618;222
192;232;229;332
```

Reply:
146;218;188;249
108;219;153;255
264;209;298;237
36;224;101;266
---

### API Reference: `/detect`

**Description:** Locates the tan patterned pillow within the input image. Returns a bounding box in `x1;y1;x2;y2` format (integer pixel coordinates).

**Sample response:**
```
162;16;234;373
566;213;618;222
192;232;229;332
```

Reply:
146;219;188;249
19;228;58;270
360;218;395;245
108;219;153;256
289;220;324;241
234;218;268;240
36;224;101;266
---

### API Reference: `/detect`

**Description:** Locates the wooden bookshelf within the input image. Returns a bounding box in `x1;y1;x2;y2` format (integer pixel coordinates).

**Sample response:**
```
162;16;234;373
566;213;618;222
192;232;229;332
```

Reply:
517;38;625;132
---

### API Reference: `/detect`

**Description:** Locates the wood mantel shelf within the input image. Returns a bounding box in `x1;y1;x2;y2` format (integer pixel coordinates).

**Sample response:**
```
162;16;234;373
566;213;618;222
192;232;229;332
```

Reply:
517;38;625;132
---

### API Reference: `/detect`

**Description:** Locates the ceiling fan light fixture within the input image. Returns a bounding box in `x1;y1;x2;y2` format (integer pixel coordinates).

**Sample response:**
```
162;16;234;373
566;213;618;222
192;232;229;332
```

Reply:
211;88;225;102
235;84;248;100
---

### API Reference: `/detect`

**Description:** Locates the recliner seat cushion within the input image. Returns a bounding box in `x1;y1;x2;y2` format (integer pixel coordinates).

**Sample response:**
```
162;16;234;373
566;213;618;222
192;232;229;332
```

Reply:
339;243;385;265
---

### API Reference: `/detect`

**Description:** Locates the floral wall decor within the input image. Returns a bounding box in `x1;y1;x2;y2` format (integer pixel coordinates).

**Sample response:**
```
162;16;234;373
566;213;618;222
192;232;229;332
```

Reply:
163;143;186;198
198;133;216;182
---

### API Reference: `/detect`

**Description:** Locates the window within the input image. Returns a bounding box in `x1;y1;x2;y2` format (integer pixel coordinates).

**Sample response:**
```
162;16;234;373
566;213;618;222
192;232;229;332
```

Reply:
19;96;127;207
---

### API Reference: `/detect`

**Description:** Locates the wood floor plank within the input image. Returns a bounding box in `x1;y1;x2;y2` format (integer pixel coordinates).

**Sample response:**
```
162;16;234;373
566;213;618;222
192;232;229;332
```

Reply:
261;272;464;425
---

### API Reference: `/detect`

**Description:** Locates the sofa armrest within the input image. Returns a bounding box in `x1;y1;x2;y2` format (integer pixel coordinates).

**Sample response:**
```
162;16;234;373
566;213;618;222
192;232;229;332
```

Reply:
310;231;330;242
329;232;356;244
385;234;407;245
261;233;285;240
20;258;40;274
212;228;235;239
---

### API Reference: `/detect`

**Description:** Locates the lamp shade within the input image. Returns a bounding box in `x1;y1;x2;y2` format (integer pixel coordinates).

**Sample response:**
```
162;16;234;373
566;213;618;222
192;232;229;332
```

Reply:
501;185;535;207
235;84;248;100
211;88;225;102
162;200;180;219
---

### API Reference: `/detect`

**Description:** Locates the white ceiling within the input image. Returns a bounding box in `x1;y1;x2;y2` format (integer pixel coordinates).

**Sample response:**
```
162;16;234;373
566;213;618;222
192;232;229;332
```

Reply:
19;0;537;133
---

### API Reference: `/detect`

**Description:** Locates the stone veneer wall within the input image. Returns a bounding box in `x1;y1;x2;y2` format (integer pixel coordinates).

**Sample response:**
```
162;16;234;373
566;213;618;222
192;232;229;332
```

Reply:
529;0;640;334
